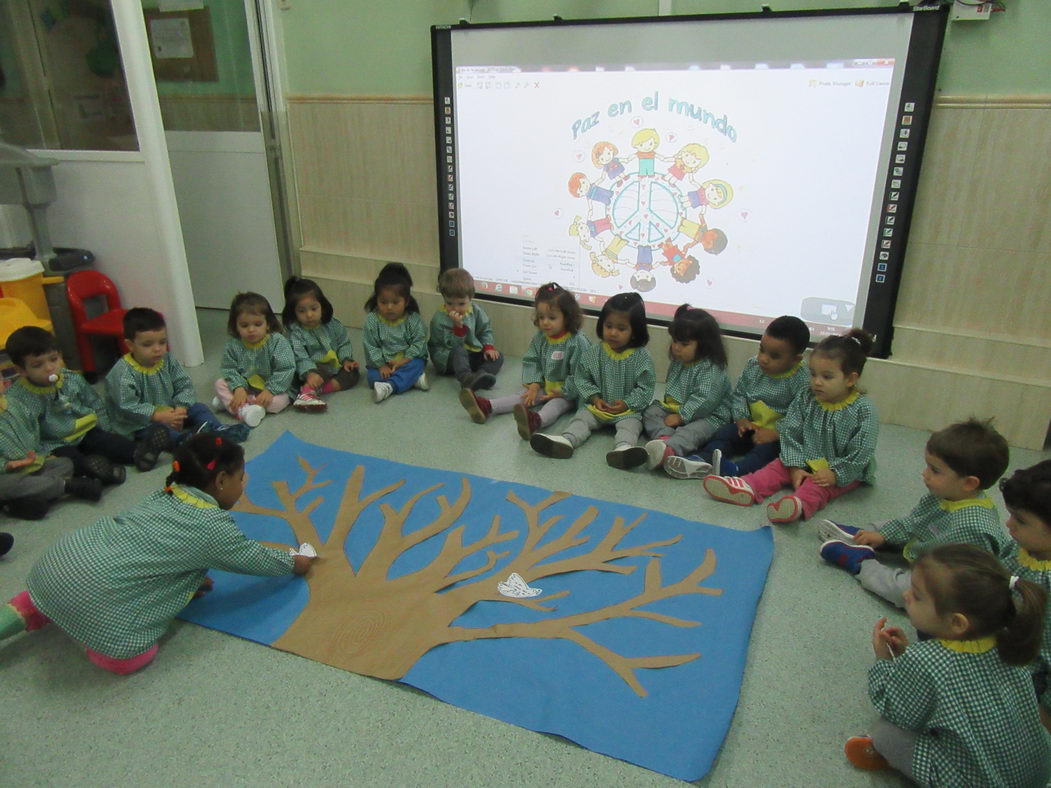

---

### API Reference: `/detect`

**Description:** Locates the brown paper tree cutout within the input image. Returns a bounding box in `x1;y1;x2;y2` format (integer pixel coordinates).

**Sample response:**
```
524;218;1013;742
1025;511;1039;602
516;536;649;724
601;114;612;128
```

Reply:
238;457;723;697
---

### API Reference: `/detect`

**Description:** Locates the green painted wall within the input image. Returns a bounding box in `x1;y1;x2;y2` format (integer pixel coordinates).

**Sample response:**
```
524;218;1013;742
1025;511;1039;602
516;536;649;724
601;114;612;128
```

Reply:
280;0;1050;96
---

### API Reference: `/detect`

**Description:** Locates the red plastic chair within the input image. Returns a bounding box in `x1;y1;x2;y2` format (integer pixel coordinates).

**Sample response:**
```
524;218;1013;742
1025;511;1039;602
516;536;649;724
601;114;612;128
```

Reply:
66;270;129;373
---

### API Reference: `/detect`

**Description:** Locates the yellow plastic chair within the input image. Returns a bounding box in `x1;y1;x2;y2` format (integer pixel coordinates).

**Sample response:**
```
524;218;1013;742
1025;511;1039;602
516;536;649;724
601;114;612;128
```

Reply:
0;296;53;348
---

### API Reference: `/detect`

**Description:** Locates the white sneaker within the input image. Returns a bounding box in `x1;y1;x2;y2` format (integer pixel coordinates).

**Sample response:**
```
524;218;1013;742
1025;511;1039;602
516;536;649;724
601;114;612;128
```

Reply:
663;456;713;480
239;404;265;428
373;381;394;403
414;371;430;391
211;396;223;411
644;439;669;470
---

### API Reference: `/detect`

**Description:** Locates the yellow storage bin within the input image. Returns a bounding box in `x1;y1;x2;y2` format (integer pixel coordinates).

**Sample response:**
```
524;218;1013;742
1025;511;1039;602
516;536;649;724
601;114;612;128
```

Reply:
0;258;50;322
0;296;53;348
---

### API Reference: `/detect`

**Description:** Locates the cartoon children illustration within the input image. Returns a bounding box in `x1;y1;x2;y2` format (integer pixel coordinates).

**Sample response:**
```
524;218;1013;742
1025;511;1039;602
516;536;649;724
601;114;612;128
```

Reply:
660;241;701;284
679;213;728;256
592;141;625;181
688;179;734;211
631;129;665;176
667;143;710;185
568;172;614;218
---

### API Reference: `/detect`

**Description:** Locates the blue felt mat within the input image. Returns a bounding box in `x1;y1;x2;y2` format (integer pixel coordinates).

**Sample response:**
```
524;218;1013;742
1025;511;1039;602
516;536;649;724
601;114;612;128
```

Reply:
179;431;773;780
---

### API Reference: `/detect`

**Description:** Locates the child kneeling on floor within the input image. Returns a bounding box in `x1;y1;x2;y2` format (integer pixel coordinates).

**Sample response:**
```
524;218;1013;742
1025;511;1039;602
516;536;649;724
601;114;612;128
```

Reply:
818;418;1011;606
703;329;878;523
0;434;313;674
845;544;1049;786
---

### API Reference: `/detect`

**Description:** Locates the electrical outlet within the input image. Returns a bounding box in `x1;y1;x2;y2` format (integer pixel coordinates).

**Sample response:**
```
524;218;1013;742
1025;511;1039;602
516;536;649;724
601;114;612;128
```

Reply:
951;2;992;21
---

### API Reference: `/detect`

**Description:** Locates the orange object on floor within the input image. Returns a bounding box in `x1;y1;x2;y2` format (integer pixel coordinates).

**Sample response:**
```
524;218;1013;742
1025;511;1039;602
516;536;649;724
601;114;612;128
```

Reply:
844;736;890;771
65;270;128;373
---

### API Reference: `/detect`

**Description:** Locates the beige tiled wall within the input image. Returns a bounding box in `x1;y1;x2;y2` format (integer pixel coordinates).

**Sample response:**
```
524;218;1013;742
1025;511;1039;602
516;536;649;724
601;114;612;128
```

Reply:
287;95;1051;449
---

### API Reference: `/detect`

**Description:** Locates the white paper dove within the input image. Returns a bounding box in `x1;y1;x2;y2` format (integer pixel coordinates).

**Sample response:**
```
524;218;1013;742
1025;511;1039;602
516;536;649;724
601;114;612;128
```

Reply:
497;572;542;598
288;542;318;558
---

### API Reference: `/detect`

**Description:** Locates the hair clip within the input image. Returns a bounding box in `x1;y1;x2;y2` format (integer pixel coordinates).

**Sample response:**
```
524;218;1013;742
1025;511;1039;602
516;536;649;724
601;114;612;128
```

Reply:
848;335;862;345
215;437;223;446
1008;575;1020;593
163;484;174;494
171;460;181;472
206;458;218;471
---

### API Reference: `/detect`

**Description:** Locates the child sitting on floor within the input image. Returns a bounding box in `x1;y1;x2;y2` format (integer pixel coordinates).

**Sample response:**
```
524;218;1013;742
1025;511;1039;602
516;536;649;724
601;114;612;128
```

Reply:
363;263;429;403
665;315;809;480
530;291;656;469
429;267;503;391
6;326;165;482
215;292;295;426
818;418;1011;607
845;544;1049;786
703;329;878;523
640;305;731;471
106;308;249;447
282;277;359;413
0;434;313;674
999;460;1051;732
458;282;589;439
0;380;98;518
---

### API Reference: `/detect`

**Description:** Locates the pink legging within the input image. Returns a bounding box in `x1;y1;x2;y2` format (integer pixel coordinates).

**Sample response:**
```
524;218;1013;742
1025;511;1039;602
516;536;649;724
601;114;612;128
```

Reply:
9;591;158;675
741;458;861;520
214;379;290;416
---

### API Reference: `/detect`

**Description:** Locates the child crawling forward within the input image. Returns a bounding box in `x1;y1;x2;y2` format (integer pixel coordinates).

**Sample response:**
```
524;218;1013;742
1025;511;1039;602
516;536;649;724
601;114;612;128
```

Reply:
0;434;313;674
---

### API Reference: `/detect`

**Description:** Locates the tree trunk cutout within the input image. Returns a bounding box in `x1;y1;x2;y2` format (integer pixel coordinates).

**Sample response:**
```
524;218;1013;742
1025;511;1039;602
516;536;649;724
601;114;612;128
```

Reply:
236;457;723;696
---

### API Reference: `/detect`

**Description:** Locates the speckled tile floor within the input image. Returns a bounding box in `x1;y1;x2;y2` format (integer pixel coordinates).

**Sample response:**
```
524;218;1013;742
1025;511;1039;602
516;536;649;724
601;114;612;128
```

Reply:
1;308;1047;786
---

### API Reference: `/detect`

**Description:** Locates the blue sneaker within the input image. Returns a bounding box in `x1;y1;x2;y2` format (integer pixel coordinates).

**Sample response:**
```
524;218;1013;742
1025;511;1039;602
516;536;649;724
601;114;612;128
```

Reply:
820;540;876;575
214;423;250;444
816;519;862;544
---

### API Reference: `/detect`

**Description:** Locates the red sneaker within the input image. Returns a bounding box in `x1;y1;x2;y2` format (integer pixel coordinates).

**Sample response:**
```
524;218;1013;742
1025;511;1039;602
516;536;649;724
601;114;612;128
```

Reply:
844;736;889;771
458;389;492;424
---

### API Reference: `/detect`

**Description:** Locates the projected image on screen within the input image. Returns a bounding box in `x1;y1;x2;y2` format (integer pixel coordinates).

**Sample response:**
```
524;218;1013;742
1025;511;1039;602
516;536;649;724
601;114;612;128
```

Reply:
457;62;890;334
434;10;949;348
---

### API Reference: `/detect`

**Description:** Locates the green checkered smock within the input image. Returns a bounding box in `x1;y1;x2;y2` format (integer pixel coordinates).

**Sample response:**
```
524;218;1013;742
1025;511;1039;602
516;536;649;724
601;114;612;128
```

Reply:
428;303;496;370
868;638;1051;787
568;342;656;424
362;312;427;369
655;359;732;426
0;394;44;470
726;357;810;429
26;484;295;659
878;493;1009;562
7;371;112;454
1004;546;1051;714
519;330;591;397
286;319;355;379
104;353;198;437
220;333;296;395
778;390;878;485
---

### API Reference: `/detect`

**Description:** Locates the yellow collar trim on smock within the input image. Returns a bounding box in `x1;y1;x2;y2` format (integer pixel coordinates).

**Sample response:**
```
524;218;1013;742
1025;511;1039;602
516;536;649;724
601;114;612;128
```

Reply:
937;637;996;654
938;495;994;513
242;335;269;351
602;342;635;361
818;389;860;411
168;484;219;510
378;314;406;327
124;353;164;374
18;373;63;394
1017;548;1051;571
441;304;472;316
545;331;570;345
768;361;802;380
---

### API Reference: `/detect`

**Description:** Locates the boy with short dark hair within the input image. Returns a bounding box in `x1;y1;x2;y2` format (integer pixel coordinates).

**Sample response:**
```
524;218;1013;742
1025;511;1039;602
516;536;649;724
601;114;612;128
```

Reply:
428;268;503;390
5;326;166;479
819;417;1011;607
0;374;100;518
105;308;248;447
